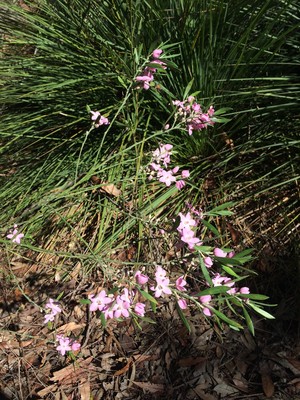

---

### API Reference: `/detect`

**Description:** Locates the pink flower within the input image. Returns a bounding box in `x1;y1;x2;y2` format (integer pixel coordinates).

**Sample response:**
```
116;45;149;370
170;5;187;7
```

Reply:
150;277;172;298
203;307;212;316
180;227;201;250
44;298;62;324
178;212;197;231
227;251;235;258
208;105;215;117
240;287;250;294
56;335;71;356
71;341;81;352
113;295;130;318
152;49;163;59
176;180;186;190
158;169;176;186
135;271;149;285
91;110;109;127
155;266;167;283
134;302;146;317
44;313;55;323
7;225;24;244
213;248;227;257
120;288;133;304
199;295;212;317
178;298;187;309
176;276;187;292
181;170;190;179
204;257;213;268
89;290;113;312
45;298;62;315
199;295;212;304
90;111;100;121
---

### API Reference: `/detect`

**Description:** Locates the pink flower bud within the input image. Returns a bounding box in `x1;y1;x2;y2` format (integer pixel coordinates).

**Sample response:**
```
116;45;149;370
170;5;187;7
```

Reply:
240;287;250;294
204;256;213;268
213;248;227;257
134;302;146;317
152;49;163;59
178;299;187;309
135;271;149;285
199;295;211;304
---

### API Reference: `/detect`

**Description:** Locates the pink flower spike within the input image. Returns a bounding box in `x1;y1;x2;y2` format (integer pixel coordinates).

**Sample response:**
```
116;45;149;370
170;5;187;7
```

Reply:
176;276;187;292
152;49;163;59
213;248;227;257
135;271;149;285
134;302;146;317
240;287;250;294
178;298;187;310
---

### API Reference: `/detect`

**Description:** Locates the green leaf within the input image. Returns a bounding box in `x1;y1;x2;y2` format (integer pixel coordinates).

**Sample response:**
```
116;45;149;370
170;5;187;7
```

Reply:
201;219;221;237
196;285;230;297
243;307;255;335
248;303;275;319
199;257;212;286
176;303;191;333
79;299;91;305
211;307;244;330
183;78;194;99
194;245;213;253
238;293;269;300
138;288;158;304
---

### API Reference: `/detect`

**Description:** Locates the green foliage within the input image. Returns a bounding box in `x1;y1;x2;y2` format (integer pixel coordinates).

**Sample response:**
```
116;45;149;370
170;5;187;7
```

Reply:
0;0;299;283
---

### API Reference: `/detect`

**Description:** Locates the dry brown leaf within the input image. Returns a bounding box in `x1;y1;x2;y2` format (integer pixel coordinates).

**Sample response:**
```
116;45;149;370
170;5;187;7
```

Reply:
114;358;132;376
178;356;206;368
37;383;58;397
133;381;165;393
260;360;275;398
100;182;121;197
90;175;121;197
286;357;300;372
51;356;93;384
261;373;275;398
56;322;85;334
193;387;217;400
79;381;91;400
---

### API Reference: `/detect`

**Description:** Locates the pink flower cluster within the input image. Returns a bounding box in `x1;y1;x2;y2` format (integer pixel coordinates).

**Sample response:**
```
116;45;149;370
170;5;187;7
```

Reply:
88;288;146;319
44;298;62;323
173;96;215;135
90;110;110;127
135;49;166;90
177;211;202;250
7;224;24;244
56;335;81;356
149;143;190;189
